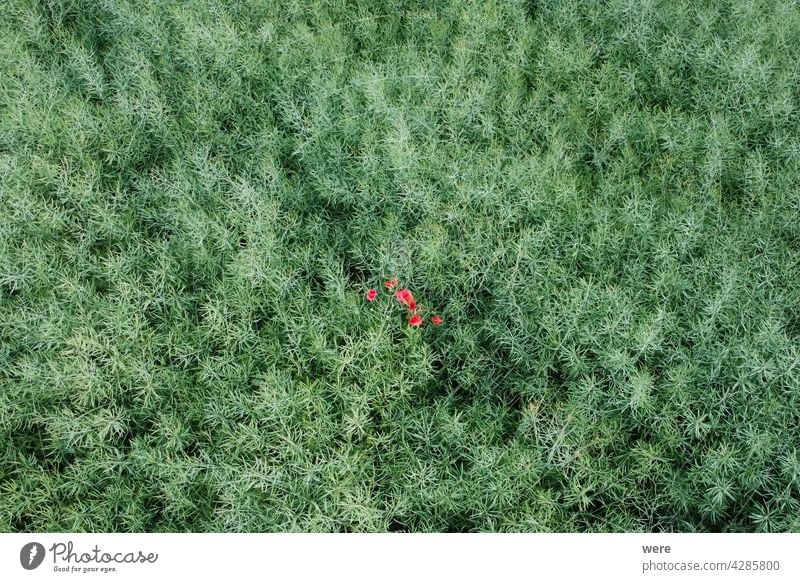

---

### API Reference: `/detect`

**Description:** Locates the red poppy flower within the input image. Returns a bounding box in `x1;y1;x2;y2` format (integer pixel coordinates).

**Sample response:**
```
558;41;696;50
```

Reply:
407;299;417;312
384;279;398;290
395;288;415;307
365;288;378;301
409;314;423;327
431;315;442;326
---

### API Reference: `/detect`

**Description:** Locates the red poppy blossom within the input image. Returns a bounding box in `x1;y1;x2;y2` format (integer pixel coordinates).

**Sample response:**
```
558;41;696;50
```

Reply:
384;279;398;290
431;315;442;326
395;288;415;307
365;288;378;301
409;314;423;327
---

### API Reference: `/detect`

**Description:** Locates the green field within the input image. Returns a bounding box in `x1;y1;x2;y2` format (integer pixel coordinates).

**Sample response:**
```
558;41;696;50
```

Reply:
2;0;800;532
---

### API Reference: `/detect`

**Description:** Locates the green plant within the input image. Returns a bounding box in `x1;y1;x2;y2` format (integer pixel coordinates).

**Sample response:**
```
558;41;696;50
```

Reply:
1;0;799;532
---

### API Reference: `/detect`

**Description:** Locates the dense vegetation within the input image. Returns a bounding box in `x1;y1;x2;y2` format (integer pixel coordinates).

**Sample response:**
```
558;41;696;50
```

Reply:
2;0;799;532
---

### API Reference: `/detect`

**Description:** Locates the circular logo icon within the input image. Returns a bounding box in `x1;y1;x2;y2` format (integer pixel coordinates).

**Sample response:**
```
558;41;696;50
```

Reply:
20;542;46;570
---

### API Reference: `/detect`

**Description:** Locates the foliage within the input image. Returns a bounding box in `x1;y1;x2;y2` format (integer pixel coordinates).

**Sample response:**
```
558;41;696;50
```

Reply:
1;0;800;532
